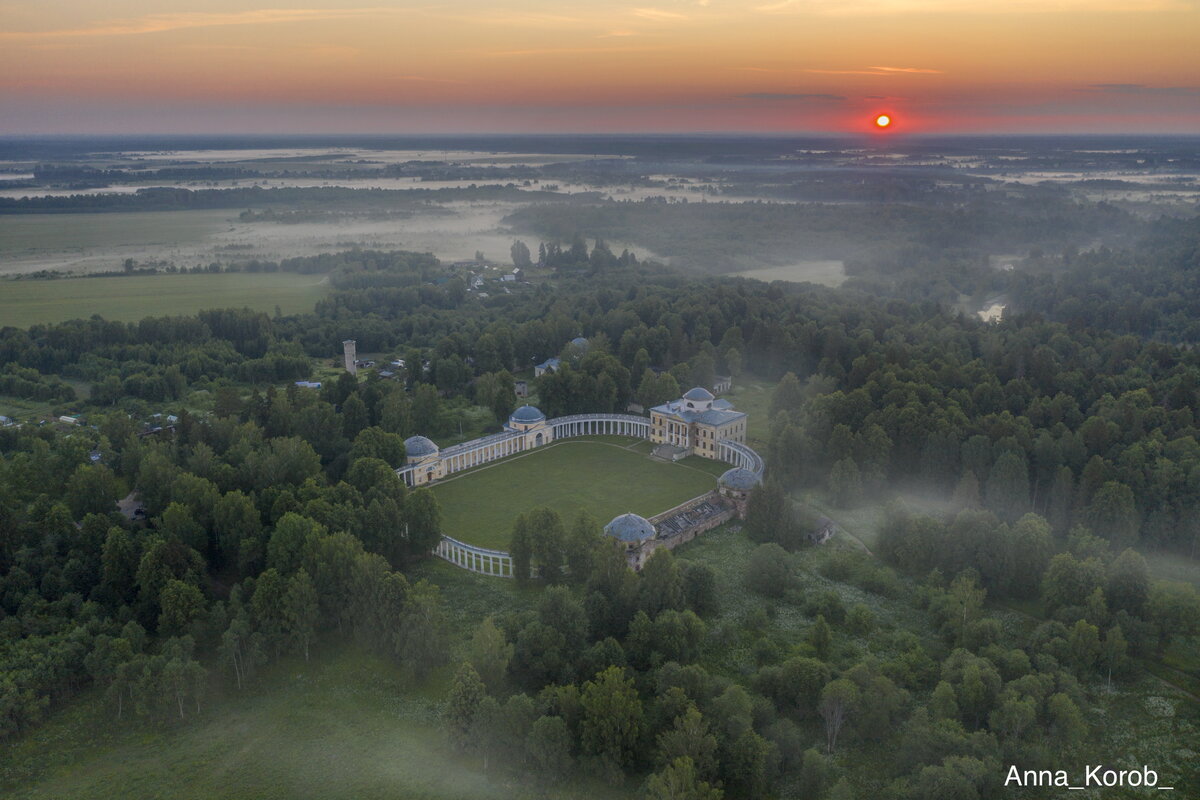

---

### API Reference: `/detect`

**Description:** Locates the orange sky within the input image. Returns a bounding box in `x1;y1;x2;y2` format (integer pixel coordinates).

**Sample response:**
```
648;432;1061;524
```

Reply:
1;1;1198;133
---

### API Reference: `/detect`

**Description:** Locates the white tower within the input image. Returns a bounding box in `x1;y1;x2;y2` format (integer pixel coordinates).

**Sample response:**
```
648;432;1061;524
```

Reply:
343;339;357;375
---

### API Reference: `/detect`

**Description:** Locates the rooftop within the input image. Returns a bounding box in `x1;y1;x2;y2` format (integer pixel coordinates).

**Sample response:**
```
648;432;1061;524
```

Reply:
604;512;657;543
719;467;761;490
652;399;746;427
404;435;439;457
510;405;546;424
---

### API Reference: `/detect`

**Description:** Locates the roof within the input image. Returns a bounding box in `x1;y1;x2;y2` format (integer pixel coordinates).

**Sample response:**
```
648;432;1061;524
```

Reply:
682;386;715;401
570;337;589;348
719;467;761;490
604;513;656;543
651;399;747;427
536;357;561;371
510;405;546;424
404;435;439;457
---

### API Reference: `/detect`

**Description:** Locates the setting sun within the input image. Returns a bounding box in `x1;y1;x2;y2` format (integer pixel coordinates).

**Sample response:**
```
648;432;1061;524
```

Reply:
875;114;892;129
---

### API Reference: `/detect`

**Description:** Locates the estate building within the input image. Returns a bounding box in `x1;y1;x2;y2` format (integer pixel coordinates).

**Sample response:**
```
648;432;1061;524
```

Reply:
650;387;748;460
402;404;554;486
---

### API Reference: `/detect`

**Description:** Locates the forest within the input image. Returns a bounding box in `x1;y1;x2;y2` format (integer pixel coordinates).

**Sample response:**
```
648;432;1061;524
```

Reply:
2;214;1199;797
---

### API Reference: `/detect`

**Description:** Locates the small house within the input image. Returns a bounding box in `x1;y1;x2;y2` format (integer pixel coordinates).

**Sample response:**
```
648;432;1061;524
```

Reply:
534;357;561;377
810;516;836;545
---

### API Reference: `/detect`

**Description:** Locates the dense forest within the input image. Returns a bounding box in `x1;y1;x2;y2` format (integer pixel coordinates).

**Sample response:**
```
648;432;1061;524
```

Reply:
2;227;1199;797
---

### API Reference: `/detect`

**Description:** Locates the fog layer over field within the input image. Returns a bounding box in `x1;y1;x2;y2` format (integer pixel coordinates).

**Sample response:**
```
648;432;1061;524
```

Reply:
3;135;1195;281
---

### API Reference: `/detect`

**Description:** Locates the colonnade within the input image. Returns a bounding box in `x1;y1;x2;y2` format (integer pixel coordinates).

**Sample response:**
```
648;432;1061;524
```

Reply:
439;433;529;477
404;412;763;576
660;419;690;448
717;440;765;479
550;413;651;440
435;536;513;577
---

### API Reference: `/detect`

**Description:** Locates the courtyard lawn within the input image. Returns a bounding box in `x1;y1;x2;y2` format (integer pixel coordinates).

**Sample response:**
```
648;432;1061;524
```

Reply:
430;438;722;550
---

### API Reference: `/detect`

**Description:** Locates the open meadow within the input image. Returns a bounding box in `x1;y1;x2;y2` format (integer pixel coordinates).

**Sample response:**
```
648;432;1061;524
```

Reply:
0;210;236;275
720;377;775;451
731;259;846;287
429;438;722;550
0;272;328;328
0;647;628;800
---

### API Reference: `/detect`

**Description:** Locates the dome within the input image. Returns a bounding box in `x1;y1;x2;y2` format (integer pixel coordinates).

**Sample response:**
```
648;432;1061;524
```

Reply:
404;435;439;457
683;386;715;402
719;467;760;491
570;337;589;348
510;405;546;424
604;513;656;543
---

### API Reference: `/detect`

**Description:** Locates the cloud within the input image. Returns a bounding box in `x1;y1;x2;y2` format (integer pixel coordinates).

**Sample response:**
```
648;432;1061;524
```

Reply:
480;45;659;57
1088;83;1200;96
632;8;689;20
805;66;942;75
0;8;399;40
391;75;464;84
871;66;943;74
756;0;1187;14
463;11;591;29
738;92;846;101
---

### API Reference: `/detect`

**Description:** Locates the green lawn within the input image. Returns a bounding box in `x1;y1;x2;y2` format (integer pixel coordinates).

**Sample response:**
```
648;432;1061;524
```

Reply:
721;377;775;451
0;647;624;800
0;272;328;328
0;210;233;265
430;438;722;550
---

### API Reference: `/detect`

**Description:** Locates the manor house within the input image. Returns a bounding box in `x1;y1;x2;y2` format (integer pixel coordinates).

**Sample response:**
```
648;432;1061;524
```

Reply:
649;387;747;460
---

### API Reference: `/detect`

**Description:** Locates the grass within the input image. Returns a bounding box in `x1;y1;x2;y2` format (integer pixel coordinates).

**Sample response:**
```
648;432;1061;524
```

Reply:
0;394;55;421
720;376;776;451
0;210;233;266
0;647;628;800
730;259;846;288
429;438;721;550
796;489;887;552
1143;550;1200;586
0;272;328;328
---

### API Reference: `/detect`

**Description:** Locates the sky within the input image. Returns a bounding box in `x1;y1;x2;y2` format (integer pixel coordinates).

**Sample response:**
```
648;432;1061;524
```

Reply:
1;0;1198;135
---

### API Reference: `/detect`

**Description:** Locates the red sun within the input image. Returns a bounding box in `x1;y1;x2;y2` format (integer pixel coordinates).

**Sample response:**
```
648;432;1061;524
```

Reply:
874;114;892;129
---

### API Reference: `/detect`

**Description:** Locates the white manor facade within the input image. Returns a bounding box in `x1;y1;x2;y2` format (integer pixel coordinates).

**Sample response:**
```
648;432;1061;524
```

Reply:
397;389;765;575
649;386;747;459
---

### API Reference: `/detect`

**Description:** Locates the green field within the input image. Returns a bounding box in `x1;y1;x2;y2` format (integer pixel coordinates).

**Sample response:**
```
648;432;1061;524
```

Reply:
0;210;233;264
731;259;846;287
430;438;723;550
0;272;328;328
721;377;775;450
0;647;625;800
